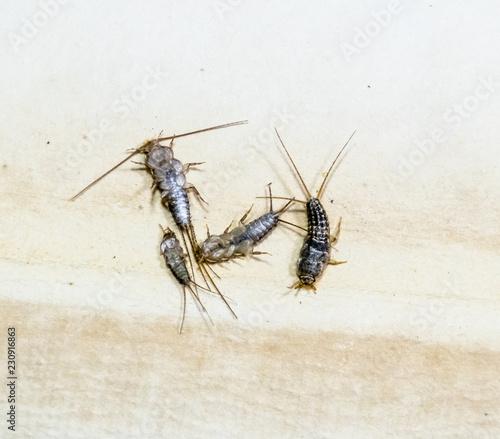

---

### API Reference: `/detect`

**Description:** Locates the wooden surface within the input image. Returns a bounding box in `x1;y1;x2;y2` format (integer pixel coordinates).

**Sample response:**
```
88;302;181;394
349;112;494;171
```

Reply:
1;1;499;437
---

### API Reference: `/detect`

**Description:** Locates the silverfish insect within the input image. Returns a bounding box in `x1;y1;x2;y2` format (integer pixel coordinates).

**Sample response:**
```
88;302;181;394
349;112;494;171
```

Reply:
71;121;247;201
71;121;246;317
143;135;239;318
272;128;356;290
160;226;212;333
196;184;294;264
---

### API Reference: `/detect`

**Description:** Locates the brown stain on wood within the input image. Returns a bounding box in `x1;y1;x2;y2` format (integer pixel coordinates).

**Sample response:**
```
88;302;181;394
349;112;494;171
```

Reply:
1;300;499;437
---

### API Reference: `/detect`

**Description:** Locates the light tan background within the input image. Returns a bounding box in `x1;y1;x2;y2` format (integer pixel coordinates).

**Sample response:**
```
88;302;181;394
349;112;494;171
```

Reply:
1;0;499;437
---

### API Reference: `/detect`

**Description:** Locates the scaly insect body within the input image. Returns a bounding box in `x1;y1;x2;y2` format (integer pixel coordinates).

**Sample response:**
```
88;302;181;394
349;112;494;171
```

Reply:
160;227;211;333
274;128;355;290
199;210;278;263
145;139;196;249
297;199;331;286
198;186;293;263
146;141;191;230
161;227;192;286
231;211;278;247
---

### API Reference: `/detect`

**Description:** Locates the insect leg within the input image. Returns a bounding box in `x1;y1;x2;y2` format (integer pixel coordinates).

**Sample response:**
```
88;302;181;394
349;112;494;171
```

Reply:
267;183;274;212
291;280;317;292
239;204;254;224
223;221;234;234
182;162;205;173
185;182;209;205
276;198;295;215
331;217;342;244
251;251;271;256
328;259;347;266
328;217;347;264
130;160;147;166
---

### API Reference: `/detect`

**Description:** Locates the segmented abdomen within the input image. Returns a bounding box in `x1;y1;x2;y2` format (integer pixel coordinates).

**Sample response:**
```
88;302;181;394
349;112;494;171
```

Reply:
297;198;331;285
146;144;191;230
232;212;278;246
199;211;279;263
161;231;191;285
162;181;191;230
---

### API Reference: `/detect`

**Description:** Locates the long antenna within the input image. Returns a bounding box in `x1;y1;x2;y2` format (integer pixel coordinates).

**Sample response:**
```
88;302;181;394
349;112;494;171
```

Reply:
188;224;237;320
316;131;356;200
70;149;141;201
182;284;214;334
157;120;247;143
276;198;295;214
274;128;312;199
256;195;307;204
198;260;238;320
70;120;248;201
180;286;188;334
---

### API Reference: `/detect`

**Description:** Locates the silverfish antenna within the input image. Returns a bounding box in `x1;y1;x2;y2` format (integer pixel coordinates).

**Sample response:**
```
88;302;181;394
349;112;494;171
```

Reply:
274;128;312;199
316;131;356;200
70;120;248;201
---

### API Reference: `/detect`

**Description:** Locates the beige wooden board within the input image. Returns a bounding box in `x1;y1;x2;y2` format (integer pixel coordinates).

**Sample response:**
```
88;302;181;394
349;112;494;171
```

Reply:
1;1;499;437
